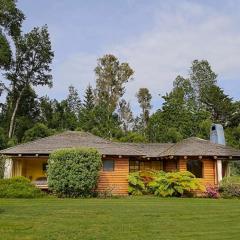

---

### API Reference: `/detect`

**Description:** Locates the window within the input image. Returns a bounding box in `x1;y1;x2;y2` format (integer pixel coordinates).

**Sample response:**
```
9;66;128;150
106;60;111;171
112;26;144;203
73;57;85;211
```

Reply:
187;160;203;178
129;160;163;172
42;163;48;172
129;160;140;172
103;160;115;171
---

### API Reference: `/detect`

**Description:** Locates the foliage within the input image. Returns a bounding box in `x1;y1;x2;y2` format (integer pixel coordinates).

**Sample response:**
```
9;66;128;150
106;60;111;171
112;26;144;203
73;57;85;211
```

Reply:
95;54;134;113
219;176;240;198
0;176;44;198
3;24;54;138
66;85;81;116
47;148;102;197
0;127;7;150
136;88;152;129
118;99;134;132
94;54;134;138
22;123;55;143
0;0;25;72
148;171;205;197
128;171;147;195
118;132;147;143
204;185;220;199
128;170;204;197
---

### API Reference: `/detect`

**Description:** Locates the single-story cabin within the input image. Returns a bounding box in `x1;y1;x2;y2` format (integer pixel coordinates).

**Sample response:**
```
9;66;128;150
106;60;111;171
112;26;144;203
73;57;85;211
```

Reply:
1;130;240;195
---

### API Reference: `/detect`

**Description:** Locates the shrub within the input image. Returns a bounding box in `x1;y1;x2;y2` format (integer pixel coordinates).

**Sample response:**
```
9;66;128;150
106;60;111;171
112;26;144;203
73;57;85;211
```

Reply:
47;148;102;197
128;172;147;195
0;176;44;198
219;176;240;198
205;185;220;198
148;171;205;197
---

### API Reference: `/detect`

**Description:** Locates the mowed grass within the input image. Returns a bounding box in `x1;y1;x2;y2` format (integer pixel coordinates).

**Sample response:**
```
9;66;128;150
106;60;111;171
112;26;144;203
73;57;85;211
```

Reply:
0;197;240;240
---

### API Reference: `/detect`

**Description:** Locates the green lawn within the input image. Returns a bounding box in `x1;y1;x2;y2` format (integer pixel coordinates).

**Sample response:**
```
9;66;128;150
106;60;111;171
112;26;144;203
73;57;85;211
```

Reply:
0;197;240;240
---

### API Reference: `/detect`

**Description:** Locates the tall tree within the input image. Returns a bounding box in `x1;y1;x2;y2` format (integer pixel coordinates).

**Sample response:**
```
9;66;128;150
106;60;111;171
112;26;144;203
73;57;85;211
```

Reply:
79;85;95;131
190;60;217;106
66;85;81;117
0;0;25;92
136;88;152;129
83;85;95;111
3;26;54;138
95;54;133;112
201;85;233;125
94;54;134;138
118;99;134;132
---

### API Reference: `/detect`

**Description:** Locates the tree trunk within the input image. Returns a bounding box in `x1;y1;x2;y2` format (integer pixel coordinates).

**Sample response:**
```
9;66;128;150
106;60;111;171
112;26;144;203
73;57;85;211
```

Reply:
8;90;23;138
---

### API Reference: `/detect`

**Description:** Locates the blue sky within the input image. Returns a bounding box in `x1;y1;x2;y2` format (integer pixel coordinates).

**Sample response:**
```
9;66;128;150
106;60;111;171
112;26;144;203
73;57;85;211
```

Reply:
13;0;240;113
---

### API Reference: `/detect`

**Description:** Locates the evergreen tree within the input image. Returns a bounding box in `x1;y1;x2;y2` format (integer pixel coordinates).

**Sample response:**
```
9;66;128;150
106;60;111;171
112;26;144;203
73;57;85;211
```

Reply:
83;85;95;111
136;88;152;129
66;85;81;117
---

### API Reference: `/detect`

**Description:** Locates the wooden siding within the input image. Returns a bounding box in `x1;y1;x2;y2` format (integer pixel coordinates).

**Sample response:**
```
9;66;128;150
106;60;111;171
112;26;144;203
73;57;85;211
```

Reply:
179;157;216;185
98;157;129;195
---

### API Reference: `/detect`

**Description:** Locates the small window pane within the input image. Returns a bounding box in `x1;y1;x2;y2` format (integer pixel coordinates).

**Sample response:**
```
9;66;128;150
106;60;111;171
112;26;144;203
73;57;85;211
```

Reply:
103;160;114;171
187;160;203;178
129;160;140;172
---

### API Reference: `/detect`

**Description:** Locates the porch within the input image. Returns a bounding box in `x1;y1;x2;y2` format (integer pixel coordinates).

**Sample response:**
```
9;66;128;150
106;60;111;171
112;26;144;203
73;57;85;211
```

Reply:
11;157;48;189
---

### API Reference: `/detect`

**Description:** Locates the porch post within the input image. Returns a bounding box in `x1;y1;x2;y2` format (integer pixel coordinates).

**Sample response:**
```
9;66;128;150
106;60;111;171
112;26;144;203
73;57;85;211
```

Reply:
216;159;222;184
4;158;13;179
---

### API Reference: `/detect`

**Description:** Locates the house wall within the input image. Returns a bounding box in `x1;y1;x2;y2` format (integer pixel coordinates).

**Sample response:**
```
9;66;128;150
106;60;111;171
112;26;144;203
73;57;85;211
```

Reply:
10;156;217;195
97;157;129;195
179;157;216;185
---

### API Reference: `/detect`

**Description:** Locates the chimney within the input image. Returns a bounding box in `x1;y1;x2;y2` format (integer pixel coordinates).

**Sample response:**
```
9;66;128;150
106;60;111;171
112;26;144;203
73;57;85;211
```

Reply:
210;124;226;145
210;124;225;183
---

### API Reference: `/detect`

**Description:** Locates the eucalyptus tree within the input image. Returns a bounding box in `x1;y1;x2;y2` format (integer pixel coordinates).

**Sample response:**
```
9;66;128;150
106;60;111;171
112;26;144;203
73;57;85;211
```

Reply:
118;99;134;132
94;54;134;138
136;88;152;129
4;26;54;138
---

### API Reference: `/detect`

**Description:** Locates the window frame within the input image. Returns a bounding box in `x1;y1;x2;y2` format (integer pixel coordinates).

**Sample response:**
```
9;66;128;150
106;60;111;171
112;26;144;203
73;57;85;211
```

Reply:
186;159;203;178
129;160;163;172
103;159;115;172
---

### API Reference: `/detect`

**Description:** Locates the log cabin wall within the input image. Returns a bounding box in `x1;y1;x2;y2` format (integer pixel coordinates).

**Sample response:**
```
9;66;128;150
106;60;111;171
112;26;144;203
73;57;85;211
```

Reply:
179;157;216;185
97;157;129;195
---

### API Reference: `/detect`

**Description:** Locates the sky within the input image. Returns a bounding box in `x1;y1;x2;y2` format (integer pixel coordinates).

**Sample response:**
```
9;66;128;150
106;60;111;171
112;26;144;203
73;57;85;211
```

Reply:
10;0;240;113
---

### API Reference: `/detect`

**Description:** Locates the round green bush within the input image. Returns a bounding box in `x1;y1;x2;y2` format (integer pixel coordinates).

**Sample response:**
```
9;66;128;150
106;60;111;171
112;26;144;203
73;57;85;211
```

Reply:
47;148;102;197
219;176;240;198
0;176;44;198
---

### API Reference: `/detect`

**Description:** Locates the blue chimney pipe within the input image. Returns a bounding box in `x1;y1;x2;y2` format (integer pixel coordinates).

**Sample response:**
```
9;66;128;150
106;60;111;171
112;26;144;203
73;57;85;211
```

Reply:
210;124;226;146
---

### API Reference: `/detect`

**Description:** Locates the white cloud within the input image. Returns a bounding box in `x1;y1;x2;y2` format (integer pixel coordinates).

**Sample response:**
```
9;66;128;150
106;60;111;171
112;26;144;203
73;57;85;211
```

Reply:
47;1;240;114
110;1;240;113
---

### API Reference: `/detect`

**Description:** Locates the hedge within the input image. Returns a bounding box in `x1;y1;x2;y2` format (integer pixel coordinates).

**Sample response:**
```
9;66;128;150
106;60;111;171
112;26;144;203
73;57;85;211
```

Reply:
47;148;102;197
0;176;44;198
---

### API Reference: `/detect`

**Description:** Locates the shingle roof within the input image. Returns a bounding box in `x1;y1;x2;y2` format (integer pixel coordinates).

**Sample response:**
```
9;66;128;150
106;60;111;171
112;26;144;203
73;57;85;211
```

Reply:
119;143;174;157
1;132;240;159
0;131;144;156
160;137;240;158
